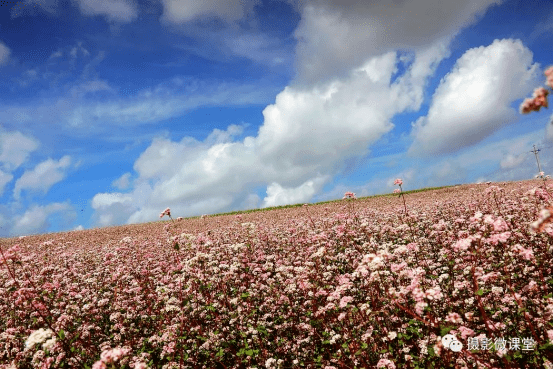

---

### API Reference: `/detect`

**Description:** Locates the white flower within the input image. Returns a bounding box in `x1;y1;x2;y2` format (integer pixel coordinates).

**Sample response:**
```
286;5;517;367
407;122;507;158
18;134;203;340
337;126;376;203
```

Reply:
25;328;54;350
388;331;397;340
491;286;503;294
265;358;277;368
42;337;57;351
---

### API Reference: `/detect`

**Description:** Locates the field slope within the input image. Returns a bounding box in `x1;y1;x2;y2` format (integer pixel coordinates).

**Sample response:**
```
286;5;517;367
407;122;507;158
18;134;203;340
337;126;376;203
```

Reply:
1;180;552;369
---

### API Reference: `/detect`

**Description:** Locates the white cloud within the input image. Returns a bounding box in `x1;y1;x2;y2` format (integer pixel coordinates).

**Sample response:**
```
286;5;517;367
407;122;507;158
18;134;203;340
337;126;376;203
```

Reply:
0;42;10;66
241;193;261;210
0;77;279;132
437;128;549;183
92;192;135;209
0;170;13;197
90;46;448;226
10;202;74;237
527;13;553;44
73;0;138;23
112;173;132;190
160;0;260;24
69;41;90;58
292;0;502;85
0;129;40;172
500;153;527;169
49;50;63;59
544;118;553;144
13;156;72;200
409;39;541;156
262;176;329;208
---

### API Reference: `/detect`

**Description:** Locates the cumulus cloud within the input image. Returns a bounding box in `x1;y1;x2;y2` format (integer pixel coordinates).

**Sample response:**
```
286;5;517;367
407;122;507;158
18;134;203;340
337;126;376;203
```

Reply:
90;45;449;226
160;0;260;24
262;176;329;208
292;0;502;85
10;202;74;237
0;129;40;172
112;172;132;190
13;156;72;200
409;39;541;156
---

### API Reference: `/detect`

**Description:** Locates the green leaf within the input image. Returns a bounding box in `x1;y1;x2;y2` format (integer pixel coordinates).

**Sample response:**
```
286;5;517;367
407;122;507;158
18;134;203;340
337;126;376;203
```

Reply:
539;343;553;350
476;289;484;296
428;346;435;357
440;326;455;336
543;293;553;299
58;329;65;340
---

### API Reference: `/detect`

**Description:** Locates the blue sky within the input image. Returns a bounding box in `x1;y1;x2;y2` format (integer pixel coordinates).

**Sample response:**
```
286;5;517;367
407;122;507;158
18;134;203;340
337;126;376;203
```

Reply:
0;0;552;237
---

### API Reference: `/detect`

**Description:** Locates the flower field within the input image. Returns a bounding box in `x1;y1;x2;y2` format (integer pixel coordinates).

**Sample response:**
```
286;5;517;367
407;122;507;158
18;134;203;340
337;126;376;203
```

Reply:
1;180;552;369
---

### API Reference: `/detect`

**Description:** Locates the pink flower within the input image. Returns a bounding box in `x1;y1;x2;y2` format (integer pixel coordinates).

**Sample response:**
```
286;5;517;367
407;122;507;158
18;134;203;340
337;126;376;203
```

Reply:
343;192;357;199
92;362;107;369
393;189;401;194
486;231;511;245
339;296;353;308
453;237;472;251
446;312;462;324
394;178;403;186
376;359;396;368
100;347;130;364
531;206;554;232
390;262;406;273
520;247;534;260
520;86;550;113
159;208;171;218
425;287;443;300
458;326;475;339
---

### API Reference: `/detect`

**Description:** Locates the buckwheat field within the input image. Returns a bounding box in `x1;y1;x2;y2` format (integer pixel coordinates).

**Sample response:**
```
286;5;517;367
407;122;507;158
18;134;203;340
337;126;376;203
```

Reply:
1;180;552;369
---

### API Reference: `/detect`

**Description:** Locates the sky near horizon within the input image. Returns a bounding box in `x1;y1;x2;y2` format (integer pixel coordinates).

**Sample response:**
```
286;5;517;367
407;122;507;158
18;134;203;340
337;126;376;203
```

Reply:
0;0;552;238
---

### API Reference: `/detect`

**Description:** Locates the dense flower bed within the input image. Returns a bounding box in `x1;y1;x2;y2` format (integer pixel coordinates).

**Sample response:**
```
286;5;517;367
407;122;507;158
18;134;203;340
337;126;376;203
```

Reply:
1;180;552;369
